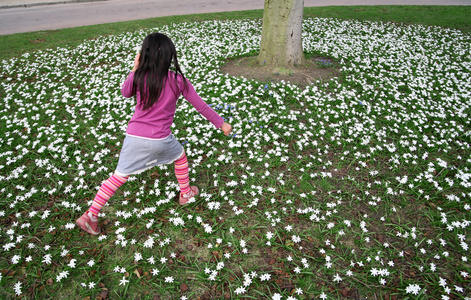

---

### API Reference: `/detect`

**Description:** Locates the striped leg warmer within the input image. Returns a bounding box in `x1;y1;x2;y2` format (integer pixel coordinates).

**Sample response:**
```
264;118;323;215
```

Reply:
89;173;129;216
174;151;191;194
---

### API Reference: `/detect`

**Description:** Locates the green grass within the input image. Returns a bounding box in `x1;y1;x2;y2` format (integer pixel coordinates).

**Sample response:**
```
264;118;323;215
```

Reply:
1;5;470;61
304;5;471;33
0;5;470;300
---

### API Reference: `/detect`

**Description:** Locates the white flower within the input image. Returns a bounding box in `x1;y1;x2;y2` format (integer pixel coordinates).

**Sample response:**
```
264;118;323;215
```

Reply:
42;254;52;265
87;259;95;267
11;255;21;264
405;283;421;295
14;281;22;296
272;293;282;300
60;249;69;257
68;259;77;268
260;273;271;281
216;262;224;270
119;276;129;286
64;223;75;229
56;271;69;282
235;286;246;295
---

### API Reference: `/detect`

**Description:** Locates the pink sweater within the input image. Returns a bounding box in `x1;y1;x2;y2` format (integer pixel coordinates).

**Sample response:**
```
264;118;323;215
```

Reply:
121;71;224;139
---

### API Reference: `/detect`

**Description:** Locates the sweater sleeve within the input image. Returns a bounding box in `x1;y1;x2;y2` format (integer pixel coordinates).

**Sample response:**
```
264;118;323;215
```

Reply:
181;78;224;129
121;72;135;98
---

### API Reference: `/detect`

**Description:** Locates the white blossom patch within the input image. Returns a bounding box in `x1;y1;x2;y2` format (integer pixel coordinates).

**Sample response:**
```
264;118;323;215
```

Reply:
0;17;470;299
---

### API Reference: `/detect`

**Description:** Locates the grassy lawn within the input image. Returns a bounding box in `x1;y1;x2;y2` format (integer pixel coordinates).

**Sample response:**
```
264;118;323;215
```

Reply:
0;5;470;300
1;5;470;60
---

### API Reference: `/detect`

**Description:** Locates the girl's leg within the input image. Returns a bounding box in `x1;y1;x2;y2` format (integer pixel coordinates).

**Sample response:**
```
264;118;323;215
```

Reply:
89;173;129;216
174;151;198;204
174;151;191;195
77;172;129;235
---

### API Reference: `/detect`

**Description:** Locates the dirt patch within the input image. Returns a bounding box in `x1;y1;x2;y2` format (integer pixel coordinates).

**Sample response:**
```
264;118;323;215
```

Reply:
29;38;46;44
220;55;341;88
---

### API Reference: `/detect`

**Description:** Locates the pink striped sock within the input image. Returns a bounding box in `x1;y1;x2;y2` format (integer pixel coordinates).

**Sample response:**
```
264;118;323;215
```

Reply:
89;173;129;216
174;151;190;194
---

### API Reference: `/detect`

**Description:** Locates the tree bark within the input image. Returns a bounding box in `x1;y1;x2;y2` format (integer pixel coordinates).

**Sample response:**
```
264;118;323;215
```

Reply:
258;0;305;67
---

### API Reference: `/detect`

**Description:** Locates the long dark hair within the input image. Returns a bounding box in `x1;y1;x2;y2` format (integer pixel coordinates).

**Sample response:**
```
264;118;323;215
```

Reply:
133;33;185;111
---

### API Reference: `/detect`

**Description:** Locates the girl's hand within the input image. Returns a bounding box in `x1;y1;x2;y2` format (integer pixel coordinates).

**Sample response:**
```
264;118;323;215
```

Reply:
221;122;232;136
131;53;140;72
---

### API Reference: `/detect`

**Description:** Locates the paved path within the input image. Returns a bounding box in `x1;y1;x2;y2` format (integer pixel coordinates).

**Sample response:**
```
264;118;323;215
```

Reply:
1;0;470;35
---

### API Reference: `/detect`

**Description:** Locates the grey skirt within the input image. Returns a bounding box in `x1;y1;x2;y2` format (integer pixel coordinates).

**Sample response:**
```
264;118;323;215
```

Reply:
115;134;184;176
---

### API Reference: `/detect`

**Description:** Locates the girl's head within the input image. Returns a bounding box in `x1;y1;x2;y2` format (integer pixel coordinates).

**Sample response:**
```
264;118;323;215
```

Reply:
139;32;177;74
133;32;185;110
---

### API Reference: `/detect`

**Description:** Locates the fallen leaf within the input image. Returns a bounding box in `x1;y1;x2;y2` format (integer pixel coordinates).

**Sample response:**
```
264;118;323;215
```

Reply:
99;290;109;299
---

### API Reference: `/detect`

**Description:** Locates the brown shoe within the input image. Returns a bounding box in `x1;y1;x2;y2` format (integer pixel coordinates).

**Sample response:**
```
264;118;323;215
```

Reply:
179;186;199;205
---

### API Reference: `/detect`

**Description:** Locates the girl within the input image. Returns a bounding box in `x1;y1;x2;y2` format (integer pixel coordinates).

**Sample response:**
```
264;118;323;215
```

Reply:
77;32;232;235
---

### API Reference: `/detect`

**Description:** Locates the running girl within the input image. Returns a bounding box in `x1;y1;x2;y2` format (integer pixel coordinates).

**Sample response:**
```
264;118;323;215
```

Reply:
77;32;232;235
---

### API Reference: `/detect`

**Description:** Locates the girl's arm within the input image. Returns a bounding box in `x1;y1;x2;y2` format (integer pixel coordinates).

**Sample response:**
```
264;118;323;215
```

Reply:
121;54;140;98
181;77;232;135
181;78;226;130
121;72;135;98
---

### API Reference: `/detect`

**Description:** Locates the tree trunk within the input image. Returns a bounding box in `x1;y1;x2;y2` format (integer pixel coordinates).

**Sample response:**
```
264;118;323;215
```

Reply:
258;0;305;67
